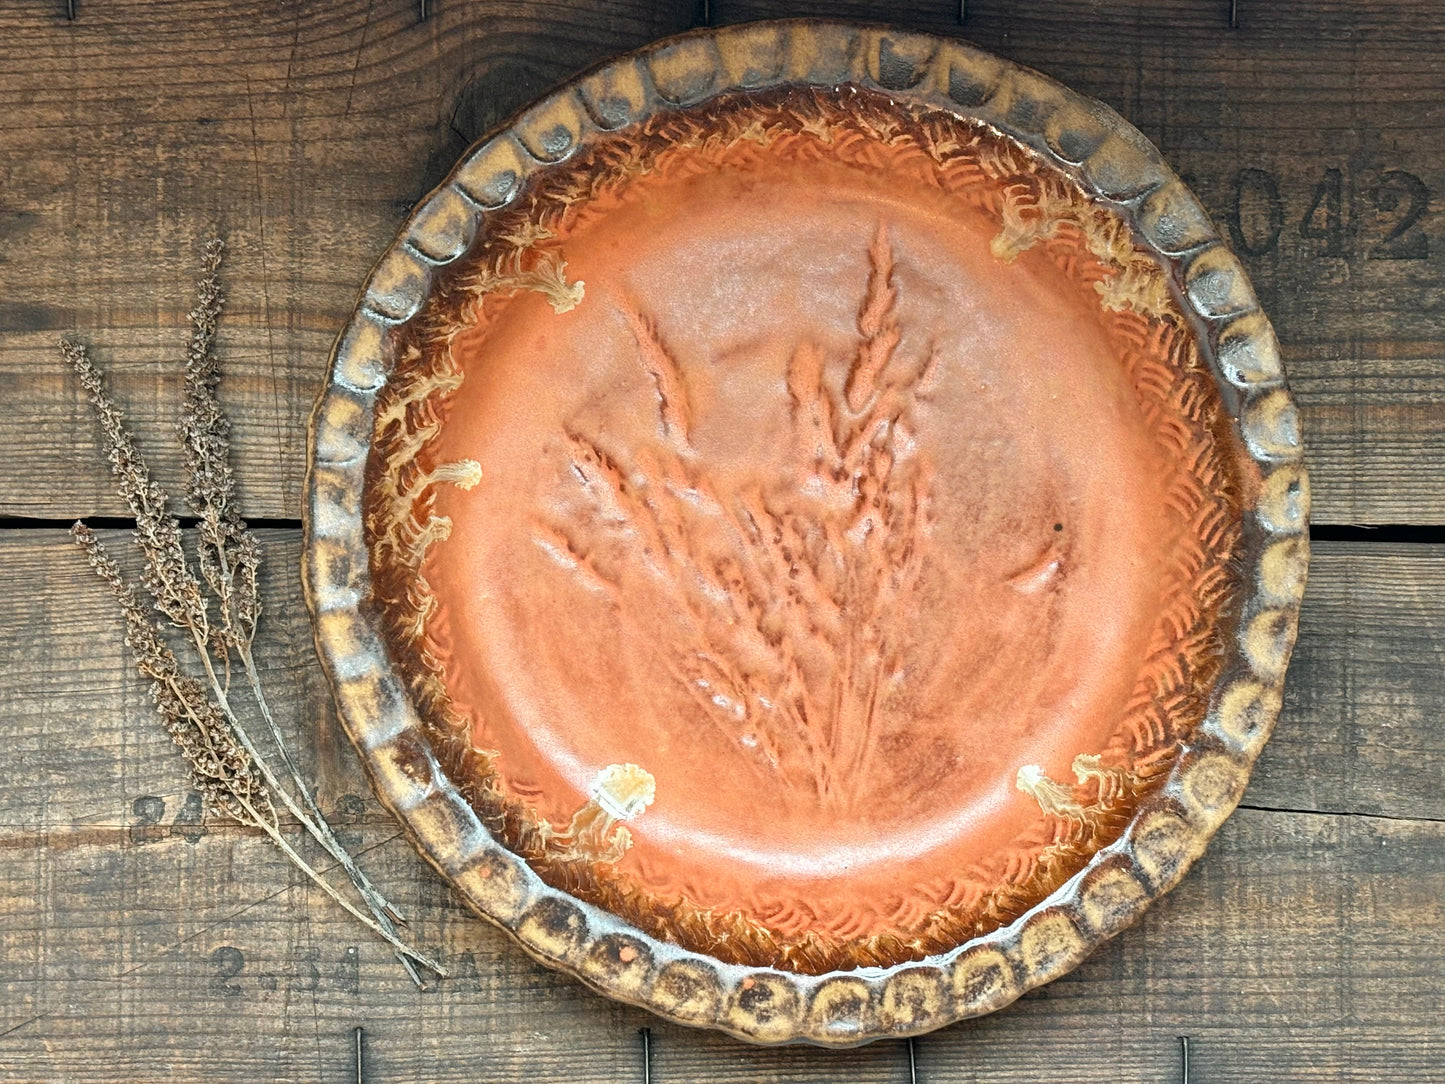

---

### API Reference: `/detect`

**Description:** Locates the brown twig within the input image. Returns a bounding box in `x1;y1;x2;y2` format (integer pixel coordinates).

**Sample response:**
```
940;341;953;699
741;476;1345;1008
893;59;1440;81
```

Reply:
63;242;442;982
171;241;416;975
70;526;442;974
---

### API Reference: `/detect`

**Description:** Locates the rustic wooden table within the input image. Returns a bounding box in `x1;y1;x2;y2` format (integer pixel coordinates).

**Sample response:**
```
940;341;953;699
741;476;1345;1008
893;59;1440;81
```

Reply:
2;1;1442;1081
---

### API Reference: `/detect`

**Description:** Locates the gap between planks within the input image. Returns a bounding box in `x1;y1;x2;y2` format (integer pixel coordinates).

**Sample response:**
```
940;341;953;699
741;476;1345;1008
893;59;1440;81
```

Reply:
5;518;1445;542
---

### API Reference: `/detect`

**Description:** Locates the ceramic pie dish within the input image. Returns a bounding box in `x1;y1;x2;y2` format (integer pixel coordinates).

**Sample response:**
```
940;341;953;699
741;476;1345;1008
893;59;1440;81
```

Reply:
304;21;1309;1045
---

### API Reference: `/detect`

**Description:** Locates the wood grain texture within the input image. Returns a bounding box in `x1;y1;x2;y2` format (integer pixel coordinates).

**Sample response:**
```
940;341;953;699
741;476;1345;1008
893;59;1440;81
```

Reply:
2;0;1443;1078
0;809;1439;1082
0;0;697;524
7;533;1441;828
1;530;1442;1079
0;0;1442;522
1248;543;1445;822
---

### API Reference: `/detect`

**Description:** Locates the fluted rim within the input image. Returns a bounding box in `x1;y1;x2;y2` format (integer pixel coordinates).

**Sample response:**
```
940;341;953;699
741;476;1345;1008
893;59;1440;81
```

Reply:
303;19;1309;1046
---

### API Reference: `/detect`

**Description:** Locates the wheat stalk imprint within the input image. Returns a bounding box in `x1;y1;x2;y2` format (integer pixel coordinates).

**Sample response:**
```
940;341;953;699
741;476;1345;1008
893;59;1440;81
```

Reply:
539;224;939;812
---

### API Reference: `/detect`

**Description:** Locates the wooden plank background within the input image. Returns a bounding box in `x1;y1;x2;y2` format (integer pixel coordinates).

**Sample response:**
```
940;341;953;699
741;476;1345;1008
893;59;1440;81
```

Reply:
0;1;1441;1081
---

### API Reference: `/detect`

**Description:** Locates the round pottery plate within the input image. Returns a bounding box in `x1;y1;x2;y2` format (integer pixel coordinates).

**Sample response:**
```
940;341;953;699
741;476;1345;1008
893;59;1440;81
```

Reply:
304;21;1309;1045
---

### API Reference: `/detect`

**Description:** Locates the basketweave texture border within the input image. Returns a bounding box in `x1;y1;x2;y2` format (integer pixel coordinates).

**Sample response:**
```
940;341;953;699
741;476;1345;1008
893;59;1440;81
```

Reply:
302;19;1310;1046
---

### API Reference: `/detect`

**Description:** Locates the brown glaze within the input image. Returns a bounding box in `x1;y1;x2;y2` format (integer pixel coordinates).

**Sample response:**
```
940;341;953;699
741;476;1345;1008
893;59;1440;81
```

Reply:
366;86;1251;973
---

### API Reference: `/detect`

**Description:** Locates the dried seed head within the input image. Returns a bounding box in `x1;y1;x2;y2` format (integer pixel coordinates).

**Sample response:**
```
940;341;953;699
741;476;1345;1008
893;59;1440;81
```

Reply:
70;522;272;826
180;238;234;531
174;239;264;649
63;340;210;636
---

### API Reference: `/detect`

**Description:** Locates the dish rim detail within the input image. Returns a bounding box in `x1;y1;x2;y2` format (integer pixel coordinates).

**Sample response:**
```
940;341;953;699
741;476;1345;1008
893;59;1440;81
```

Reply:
303;19;1310;1046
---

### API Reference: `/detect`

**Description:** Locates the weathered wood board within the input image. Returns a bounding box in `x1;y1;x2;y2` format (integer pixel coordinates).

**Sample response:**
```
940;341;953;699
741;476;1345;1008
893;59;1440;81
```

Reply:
6;534;1443;827
1;809;1439;1082
0;0;1442;523
1;532;1442;1081
2;0;1443;1080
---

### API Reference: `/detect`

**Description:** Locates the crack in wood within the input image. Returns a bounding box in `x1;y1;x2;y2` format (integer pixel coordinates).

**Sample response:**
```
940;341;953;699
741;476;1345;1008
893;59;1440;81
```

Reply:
0;516;303;531
1237;803;1445;827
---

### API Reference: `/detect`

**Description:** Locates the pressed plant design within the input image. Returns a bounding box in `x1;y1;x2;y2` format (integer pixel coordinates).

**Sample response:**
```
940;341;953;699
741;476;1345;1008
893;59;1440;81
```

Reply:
539;223;938;811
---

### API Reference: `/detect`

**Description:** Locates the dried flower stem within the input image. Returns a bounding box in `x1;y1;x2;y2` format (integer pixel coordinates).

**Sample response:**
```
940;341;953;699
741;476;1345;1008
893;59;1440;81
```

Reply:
63;241;441;982
70;526;443;975
188;636;422;982
173;242;415;973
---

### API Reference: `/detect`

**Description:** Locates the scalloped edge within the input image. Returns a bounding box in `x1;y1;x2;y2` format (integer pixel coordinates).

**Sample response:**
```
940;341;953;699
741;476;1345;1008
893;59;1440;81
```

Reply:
303;19;1310;1047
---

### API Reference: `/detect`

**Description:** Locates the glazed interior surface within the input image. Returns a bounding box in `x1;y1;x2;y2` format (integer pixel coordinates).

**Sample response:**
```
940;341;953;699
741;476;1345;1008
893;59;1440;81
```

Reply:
368;86;1252;972
431;160;1167;917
